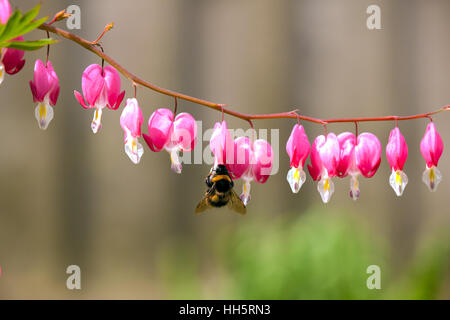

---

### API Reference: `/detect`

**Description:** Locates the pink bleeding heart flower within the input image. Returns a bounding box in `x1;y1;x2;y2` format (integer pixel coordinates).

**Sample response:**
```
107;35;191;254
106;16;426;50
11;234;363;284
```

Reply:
0;36;26;85
29;59;60;130
120;98;144;164
210;121;234;167
0;0;11;24
232;137;273;206
227;135;251;180
143;108;197;173
286;124;310;193
307;133;340;203
0;1;25;84
337;132;381;200
386;127;408;196
420;122;444;192
74;64;125;133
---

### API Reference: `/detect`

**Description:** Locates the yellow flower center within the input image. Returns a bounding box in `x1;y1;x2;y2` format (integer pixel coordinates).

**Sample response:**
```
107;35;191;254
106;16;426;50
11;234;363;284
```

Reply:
429;167;435;184
395;170;402;186
293;168;299;183
39;103;47;120
324;178;330;191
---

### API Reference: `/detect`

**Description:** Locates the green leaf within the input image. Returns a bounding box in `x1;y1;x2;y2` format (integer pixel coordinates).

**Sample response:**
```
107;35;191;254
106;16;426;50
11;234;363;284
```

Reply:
3;38;58;51
16;16;47;39
0;4;48;45
0;10;21;42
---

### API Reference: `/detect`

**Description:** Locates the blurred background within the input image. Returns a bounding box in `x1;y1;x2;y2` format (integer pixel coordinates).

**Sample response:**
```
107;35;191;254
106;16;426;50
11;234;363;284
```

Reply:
0;0;449;299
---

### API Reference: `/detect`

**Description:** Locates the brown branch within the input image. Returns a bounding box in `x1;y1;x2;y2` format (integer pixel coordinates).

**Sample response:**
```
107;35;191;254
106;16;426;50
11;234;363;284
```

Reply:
38;23;450;126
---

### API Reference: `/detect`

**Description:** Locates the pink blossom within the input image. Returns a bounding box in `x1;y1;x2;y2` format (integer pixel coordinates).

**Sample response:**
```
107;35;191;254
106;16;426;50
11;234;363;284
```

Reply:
210;121;234;167
420;122;444;191
0;36;26;84
337;132;381;200
386;127;408;196
0;0;11;24
29;59;60;130
0;2;25;83
143;108;197;174
74;64;125;133
143;108;174;152
286;124;310;193
232;137;273;206
120;98;144;164
307;133;340;203
227;136;251;180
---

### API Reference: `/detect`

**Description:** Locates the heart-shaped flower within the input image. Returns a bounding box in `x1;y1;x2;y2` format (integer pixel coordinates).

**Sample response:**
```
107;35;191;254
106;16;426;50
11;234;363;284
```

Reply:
143;108;197;173
386;127;408;196
29;59;60;130
420;122;444;192
74;64;125;133
337;132;381;200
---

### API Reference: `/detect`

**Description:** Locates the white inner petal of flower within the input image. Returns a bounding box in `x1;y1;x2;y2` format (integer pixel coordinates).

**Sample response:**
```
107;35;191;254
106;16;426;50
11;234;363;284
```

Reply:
91;108;103;134
124;133;144;164
317;171;334;203
422;165;442;192
349;174;360;201
287;166;306;194
169;148;182;174
0;63;4;85
240;180;252;206
389;169;408;197
34;101;54;130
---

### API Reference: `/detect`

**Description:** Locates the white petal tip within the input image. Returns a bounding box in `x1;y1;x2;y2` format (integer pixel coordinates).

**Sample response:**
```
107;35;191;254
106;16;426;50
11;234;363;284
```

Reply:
170;162;182;174
287;167;306;194
389;170;408;197
35;103;54;130
91;108;103;134
240;181;251;205
350;175;360;201
240;193;251;206
169;149;182;174
422;166;442;192
0;65;4;85
125;138;144;164
318;177;334;203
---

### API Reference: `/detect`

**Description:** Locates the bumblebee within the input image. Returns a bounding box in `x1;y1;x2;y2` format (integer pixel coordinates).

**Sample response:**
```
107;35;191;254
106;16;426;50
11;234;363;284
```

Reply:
195;165;246;214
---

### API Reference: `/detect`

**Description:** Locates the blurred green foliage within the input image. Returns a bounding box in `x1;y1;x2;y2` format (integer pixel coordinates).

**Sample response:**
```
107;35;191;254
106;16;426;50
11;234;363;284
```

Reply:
158;207;449;300
223;209;385;299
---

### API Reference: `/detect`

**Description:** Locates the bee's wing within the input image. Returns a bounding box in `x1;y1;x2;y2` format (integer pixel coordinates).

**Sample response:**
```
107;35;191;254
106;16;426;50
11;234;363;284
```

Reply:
228;190;246;215
195;194;211;214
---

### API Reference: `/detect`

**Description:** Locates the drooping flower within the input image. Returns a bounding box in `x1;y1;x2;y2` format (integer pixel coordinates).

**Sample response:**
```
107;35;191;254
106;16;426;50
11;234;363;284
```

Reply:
386;127;408;196
210;121;234;167
0;0;25;85
337;132;381;200
227;135;251;180
74;64;125;133
420;122;444;192
230;137;273;206
286;124;310;193
143;108;197;173
0;36;26;85
120;98;144;164
307;133;340;203
29;59;60;130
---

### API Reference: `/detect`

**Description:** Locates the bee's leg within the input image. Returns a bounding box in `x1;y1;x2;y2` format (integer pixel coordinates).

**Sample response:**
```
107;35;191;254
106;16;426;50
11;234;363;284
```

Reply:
206;175;213;187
